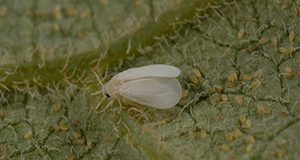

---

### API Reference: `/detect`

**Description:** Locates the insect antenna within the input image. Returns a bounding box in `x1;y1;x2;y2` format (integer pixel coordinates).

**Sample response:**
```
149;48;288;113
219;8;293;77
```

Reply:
92;70;104;87
92;70;106;110
98;99;114;114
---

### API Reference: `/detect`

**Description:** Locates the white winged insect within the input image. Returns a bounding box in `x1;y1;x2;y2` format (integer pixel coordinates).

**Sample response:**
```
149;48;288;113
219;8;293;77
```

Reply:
102;64;182;109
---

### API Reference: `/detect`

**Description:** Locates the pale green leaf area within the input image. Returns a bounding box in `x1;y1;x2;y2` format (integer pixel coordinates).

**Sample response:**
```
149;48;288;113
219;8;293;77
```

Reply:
0;0;179;65
1;0;300;160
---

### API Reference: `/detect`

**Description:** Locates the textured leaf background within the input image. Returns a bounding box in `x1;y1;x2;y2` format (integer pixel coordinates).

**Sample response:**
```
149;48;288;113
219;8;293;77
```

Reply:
0;0;300;159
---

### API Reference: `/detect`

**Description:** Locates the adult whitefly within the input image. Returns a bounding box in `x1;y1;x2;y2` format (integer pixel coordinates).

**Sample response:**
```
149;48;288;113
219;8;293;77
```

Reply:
102;64;182;109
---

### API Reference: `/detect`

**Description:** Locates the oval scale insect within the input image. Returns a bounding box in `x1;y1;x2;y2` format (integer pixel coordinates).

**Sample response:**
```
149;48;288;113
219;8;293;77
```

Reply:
102;64;182;109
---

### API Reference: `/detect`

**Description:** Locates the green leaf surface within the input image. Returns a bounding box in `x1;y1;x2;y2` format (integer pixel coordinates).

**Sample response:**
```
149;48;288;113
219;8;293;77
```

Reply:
1;0;300;159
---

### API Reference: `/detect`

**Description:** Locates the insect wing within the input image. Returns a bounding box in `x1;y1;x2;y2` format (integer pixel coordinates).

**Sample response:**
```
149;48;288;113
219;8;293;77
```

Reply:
116;64;181;80
119;78;182;109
